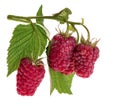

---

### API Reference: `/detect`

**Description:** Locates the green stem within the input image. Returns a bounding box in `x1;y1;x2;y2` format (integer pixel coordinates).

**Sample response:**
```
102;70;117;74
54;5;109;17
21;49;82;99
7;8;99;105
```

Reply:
66;21;90;41
65;23;70;37
7;15;58;23
7;15;30;23
7;15;90;39
71;24;79;44
29;16;57;20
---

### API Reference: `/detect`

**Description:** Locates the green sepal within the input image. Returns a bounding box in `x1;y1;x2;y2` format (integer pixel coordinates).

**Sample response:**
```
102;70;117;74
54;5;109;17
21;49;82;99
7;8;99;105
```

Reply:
80;34;86;44
92;39;100;47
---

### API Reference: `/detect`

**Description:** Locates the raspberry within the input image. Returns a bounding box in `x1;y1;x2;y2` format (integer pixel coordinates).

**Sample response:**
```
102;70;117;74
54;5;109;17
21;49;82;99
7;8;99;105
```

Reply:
16;58;45;96
48;34;76;73
73;44;99;78
62;59;74;75
93;46;99;62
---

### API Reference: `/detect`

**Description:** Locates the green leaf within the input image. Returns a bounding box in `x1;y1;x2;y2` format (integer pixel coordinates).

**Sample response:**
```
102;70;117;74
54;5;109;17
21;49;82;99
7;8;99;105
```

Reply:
7;23;48;76
49;68;74;95
53;8;72;24
36;5;44;25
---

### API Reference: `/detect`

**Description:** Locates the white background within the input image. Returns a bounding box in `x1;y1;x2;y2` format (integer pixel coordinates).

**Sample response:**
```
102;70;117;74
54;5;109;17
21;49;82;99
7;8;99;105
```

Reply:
0;0;120;106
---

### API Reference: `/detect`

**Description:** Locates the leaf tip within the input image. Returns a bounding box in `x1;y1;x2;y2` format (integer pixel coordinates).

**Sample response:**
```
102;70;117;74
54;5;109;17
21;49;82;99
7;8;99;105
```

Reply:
6;72;10;77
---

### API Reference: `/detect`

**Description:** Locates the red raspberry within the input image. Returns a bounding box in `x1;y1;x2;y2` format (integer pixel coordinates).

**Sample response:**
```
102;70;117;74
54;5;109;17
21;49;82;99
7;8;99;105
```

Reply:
62;59;74;75
93;46;99;62
16;58;45;96
48;34;76;73
73;44;99;78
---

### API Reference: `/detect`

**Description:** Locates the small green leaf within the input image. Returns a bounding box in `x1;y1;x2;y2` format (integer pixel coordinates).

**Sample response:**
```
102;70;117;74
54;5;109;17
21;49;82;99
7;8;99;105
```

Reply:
7;23;48;76
53;8;72;24
49;68;74;95
36;5;44;25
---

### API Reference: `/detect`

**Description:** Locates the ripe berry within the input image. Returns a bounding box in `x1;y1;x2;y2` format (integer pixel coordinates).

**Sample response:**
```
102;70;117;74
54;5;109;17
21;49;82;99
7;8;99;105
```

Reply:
48;34;76;73
16;58;45;96
62;59;74;75
73;36;99;78
93;46;99;62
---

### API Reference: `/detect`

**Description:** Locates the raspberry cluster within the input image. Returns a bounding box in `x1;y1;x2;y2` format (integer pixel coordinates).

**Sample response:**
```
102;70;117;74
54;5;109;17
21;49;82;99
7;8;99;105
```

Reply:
48;33;99;78
7;7;100;95
16;58;45;96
